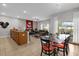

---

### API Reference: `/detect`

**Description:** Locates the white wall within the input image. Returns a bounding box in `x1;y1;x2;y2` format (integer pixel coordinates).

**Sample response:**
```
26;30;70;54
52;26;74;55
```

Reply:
33;21;38;30
49;16;58;33
38;10;73;34
49;8;75;34
38;8;79;43
38;19;50;31
0;16;26;38
49;8;79;43
73;12;79;43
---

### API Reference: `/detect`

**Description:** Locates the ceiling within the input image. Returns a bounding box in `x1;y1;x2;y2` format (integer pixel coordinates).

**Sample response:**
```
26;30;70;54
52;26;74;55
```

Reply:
0;3;79;21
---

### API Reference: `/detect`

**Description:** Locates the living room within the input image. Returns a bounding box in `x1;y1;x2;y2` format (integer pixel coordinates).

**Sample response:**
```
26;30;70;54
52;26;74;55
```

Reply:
0;3;79;56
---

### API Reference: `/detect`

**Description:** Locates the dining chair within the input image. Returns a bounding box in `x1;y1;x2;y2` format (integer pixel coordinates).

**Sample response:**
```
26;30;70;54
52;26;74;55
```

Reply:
40;38;57;56
56;36;71;56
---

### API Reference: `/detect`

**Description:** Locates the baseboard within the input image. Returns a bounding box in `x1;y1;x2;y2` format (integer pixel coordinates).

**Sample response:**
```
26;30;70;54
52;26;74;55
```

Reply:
0;35;10;38
70;42;79;45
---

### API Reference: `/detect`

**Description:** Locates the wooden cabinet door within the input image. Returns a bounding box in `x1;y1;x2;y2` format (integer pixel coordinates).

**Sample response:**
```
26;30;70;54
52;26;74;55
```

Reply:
14;32;19;44
18;32;27;45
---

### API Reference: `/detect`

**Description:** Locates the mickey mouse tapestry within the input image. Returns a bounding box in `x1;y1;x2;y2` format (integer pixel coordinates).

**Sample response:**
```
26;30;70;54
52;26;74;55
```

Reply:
0;21;9;29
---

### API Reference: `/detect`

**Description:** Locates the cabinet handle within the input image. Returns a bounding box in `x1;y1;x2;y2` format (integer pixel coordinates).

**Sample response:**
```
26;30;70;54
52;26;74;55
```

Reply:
22;34;25;36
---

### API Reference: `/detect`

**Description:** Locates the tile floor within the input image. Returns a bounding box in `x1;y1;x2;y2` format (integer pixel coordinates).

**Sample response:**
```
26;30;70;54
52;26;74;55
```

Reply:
0;36;41;56
0;36;79;56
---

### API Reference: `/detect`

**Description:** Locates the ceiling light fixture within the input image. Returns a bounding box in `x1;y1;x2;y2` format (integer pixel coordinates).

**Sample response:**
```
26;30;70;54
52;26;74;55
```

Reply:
32;16;40;21
2;3;7;7
56;3;62;9
16;16;20;18
1;12;6;15
24;10;27;14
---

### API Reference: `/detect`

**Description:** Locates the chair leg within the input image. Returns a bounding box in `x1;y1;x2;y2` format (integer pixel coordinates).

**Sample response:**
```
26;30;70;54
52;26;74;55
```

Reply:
63;49;65;56
48;54;50;56
55;48;59;56
41;49;43;56
54;49;56;56
66;49;68;55
66;47;69;56
57;48;59;56
65;45;69;56
41;52;42;56
48;52;50;56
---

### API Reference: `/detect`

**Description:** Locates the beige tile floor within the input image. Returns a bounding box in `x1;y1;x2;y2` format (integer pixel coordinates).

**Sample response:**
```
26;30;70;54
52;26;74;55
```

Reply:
0;36;79;56
0;36;41;56
68;44;79;56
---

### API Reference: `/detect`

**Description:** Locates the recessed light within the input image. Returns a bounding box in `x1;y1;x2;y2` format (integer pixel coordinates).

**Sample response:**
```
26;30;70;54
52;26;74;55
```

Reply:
1;12;6;15
55;3;62;9
2;3;7;7
23;10;27;13
16;16;20;18
32;16;39;19
32;16;40;21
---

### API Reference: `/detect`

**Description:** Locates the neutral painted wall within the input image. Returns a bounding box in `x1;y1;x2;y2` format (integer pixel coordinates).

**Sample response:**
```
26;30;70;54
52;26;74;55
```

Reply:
49;12;73;33
38;19;50;31
38;8;79;43
33;21;38;30
49;16;59;33
38;10;74;33
0;16;26;38
73;12;79;43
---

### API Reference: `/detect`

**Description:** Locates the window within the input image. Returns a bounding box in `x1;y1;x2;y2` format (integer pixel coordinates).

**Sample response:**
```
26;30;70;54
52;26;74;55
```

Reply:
40;24;43;30
40;23;49;32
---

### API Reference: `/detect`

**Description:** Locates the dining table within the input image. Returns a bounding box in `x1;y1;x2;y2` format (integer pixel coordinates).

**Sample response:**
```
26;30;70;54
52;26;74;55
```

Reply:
40;34;71;49
41;34;70;43
40;34;71;56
